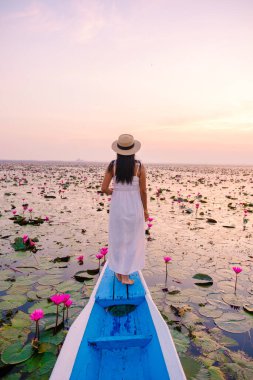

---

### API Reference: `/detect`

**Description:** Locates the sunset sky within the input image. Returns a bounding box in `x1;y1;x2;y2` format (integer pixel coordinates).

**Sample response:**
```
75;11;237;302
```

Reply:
1;0;253;164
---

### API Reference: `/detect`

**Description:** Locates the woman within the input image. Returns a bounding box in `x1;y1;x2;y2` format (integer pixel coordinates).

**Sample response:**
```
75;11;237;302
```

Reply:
101;134;149;285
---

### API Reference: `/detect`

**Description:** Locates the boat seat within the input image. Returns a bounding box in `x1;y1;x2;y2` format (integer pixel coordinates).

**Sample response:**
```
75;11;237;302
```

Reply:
95;267;146;307
88;334;152;349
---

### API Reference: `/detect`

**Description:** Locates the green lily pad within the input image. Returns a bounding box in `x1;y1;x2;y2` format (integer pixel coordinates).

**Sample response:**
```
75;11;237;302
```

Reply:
55;280;83;293
15;275;38;286
7;284;30;295
51;256;70;263
38;343;58;354
22;352;56;375
0;270;15;281
194;331;221;354
222;294;246;307
28;301;56;315
0;281;12;291
40;329;66;345
208;366;226;380
198;305;223;318
11;237;28;251
27;291;38;301
243;304;253;314
214;313;251;333
86;268;99;275
11;311;31;329
0;295;27;310
1;374;21;380
38;275;62;286
0;326;30;352
1;342;34;364
170;329;190;354
74;271;93;282
193;273;213;287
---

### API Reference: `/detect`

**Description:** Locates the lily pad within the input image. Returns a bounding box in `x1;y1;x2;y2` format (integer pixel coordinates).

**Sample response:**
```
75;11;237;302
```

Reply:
0;295;27;310
11;311;31;329
0;270;15;281
40;329;66;345
170;329;190;354
1;342;34;364
38;275;62;286
0;281;12;291
11;237;27;251
22;352;56;375
193;273;213;287
55;280;83;293
243;304;253;314
74;271;93;282
222;294;246;307
51;256;70;263
86;268;99;275
214;313;251;333
198;305;223;318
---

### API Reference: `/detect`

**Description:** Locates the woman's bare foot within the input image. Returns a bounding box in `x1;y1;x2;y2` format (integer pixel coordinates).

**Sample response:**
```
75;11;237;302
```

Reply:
115;273;122;281
121;275;134;285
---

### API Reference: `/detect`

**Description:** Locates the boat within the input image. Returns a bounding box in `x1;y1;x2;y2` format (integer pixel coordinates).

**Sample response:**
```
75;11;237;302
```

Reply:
50;262;186;380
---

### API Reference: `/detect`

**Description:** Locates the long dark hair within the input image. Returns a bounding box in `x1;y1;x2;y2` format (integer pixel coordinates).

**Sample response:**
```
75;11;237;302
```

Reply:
107;154;140;184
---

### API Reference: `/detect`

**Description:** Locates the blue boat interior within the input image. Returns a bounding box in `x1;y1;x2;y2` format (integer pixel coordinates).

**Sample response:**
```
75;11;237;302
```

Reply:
70;267;170;380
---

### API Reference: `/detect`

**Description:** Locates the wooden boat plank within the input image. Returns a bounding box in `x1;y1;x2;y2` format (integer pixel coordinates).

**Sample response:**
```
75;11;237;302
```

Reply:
98;347;146;380
128;271;146;300
95;267;114;302
114;275;128;300
88;334;152;349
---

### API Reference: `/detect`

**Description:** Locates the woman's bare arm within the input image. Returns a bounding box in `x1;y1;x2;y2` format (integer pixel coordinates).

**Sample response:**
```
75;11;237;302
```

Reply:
139;164;149;221
101;166;113;195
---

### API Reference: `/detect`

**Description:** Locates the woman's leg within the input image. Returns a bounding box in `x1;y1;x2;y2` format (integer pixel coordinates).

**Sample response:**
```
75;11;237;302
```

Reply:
115;273;122;281
121;275;134;285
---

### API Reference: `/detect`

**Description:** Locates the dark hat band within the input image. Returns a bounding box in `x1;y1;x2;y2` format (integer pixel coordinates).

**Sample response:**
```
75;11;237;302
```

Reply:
117;143;135;150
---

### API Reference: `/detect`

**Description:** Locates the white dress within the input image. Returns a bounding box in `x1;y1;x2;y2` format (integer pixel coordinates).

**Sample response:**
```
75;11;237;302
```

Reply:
107;162;146;275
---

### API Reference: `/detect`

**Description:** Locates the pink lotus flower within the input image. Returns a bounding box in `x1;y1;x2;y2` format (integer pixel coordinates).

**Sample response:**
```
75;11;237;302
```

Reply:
77;255;84;262
100;247;108;256
12;210;17;215
147;223;153;228
50;294;64;305
148;217;154;222
232;266;242;274
64;298;73;321
28;208;33;213
195;203;200;209
50;293;64;332
65;299;73;308
164;256;172;263
232;266;242;294
45;216;49;222
61;293;71;303
30;309;44;341
96;253;104;260
29;240;36;247
23;234;29;243
30;309;44;321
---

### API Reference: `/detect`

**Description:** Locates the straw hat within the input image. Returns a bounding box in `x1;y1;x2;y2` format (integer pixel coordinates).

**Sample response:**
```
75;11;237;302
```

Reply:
111;134;141;155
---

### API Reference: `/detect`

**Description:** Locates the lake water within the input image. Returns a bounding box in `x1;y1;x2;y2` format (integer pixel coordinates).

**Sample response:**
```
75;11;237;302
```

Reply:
0;161;253;379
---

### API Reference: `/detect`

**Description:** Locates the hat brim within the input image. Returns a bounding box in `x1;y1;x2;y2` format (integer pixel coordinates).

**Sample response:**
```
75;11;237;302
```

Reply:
111;140;141;155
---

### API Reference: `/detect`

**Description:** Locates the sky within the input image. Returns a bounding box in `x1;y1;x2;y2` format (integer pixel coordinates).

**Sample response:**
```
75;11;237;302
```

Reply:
0;0;253;164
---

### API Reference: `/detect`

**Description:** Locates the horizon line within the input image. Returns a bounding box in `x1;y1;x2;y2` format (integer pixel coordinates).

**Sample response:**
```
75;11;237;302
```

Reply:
0;158;253;167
